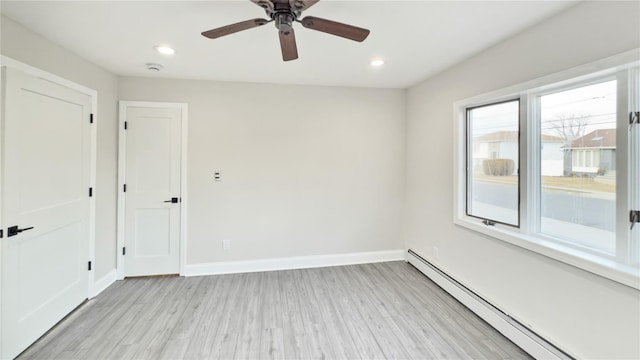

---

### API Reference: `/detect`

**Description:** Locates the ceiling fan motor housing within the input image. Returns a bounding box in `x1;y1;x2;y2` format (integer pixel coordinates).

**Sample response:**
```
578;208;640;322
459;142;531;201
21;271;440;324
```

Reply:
275;12;295;32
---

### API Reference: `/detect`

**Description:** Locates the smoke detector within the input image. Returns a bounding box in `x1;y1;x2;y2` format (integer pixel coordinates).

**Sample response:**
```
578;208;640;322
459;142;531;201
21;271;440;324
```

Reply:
146;63;163;71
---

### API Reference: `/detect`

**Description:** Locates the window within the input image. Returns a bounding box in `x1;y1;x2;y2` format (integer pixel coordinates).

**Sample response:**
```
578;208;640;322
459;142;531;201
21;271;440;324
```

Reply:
538;80;618;254
454;53;640;288
466;100;520;226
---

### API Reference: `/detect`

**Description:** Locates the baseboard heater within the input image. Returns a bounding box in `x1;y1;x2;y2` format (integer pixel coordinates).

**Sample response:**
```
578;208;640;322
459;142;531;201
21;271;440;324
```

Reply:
406;249;574;360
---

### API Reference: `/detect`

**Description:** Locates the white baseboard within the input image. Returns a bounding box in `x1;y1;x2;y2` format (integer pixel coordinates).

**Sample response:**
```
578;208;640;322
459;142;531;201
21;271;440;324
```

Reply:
89;269;116;298
406;250;571;360
184;249;405;277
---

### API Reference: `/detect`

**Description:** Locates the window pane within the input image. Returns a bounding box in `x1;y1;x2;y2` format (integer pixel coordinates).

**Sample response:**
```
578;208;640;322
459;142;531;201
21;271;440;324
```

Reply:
539;80;616;253
467;100;519;226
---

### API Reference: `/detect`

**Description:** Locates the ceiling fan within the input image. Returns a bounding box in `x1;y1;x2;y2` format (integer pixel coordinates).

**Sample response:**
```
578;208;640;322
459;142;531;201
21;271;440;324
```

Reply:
201;0;370;61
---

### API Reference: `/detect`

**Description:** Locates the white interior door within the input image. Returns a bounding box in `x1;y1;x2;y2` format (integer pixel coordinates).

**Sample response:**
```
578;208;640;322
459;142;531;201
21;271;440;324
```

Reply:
1;67;91;359
123;105;182;277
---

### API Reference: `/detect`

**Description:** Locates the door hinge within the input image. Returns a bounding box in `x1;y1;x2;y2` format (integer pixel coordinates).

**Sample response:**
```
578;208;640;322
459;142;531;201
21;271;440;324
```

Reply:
124;121;128;130
123;184;127;192
89;187;93;197
123;247;126;256
88;261;92;271
90;113;94;124
630;111;639;126
631;210;640;230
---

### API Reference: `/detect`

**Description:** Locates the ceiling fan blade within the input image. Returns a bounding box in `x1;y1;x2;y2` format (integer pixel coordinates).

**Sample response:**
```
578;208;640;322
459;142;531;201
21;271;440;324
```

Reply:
300;16;370;42
201;18;269;39
289;0;319;11
279;29;298;61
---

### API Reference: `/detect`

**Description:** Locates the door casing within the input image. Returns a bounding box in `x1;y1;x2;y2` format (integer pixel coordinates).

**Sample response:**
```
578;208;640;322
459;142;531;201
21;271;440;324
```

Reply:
117;101;188;279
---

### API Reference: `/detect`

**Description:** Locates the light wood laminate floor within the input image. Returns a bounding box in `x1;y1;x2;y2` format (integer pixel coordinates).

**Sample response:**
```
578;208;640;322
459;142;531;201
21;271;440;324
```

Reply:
19;261;531;359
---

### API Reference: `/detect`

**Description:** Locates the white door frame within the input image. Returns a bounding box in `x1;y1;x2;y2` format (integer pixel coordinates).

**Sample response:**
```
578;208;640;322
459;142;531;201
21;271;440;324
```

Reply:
117;101;188;279
0;56;98;357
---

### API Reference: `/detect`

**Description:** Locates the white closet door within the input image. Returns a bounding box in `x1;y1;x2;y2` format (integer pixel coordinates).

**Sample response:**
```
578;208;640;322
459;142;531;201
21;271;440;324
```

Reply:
123;106;182;277
1;66;91;359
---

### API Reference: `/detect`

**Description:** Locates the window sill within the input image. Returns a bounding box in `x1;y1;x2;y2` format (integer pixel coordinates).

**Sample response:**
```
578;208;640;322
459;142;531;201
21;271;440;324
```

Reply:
454;217;640;290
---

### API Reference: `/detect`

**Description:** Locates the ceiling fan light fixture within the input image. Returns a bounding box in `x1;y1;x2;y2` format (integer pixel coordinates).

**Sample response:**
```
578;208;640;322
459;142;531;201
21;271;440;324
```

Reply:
370;58;385;67
275;13;295;32
154;45;176;55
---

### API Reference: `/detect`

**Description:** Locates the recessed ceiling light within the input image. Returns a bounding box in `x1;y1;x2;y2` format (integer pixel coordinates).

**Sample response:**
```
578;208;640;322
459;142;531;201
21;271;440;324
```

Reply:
154;46;176;55
370;58;385;67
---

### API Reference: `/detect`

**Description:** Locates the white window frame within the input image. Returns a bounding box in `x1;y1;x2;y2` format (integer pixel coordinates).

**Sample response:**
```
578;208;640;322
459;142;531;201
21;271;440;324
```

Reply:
630;66;640;270
528;74;619;255
465;99;521;228
453;49;640;289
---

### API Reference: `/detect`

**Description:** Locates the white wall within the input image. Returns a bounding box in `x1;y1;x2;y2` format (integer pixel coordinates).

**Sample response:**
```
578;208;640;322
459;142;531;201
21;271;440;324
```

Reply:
119;78;406;265
1;16;119;279
405;2;640;359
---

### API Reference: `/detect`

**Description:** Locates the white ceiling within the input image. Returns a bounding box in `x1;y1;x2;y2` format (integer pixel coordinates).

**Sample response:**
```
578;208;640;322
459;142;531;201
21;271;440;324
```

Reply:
1;1;578;88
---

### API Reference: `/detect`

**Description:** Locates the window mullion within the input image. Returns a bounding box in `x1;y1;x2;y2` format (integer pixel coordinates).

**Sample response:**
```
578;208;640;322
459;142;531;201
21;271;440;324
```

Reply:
520;94;538;235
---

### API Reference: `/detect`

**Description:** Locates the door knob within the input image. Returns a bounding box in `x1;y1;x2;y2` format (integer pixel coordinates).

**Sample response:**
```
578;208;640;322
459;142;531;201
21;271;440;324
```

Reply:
164;197;179;203
7;225;34;237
